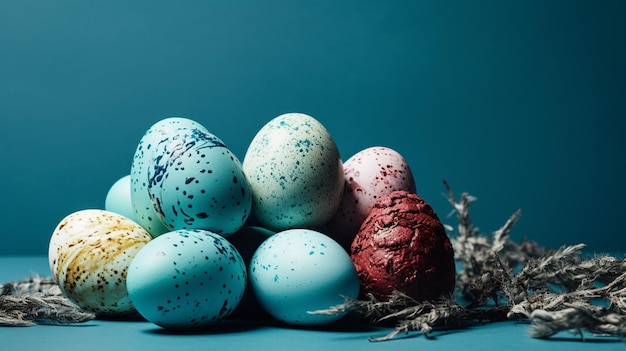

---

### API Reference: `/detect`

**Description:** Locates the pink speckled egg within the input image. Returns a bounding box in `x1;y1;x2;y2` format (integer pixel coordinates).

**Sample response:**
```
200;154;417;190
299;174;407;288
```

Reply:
325;146;416;250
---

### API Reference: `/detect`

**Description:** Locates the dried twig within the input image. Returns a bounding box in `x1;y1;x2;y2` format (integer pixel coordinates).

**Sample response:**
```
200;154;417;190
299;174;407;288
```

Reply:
313;181;626;342
0;276;95;326
528;306;626;339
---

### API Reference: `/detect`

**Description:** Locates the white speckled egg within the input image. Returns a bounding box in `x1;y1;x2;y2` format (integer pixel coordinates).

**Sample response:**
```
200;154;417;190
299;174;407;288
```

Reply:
249;229;359;325
105;175;138;223
131;117;251;237
48;209;152;316
242;113;344;232
126;229;247;329
325;146;416;250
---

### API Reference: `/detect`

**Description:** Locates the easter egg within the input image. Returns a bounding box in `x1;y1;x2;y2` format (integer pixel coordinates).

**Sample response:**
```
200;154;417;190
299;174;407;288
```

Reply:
105;174;139;223
242;113;344;232
326;146;416;250
350;190;455;301
48;209;152;316
249;229;360;325
126;229;247;329
130;118;205;237
131;117;251;237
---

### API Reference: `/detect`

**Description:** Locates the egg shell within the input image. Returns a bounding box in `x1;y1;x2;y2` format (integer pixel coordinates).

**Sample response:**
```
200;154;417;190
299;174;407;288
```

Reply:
150;128;251;236
131;118;204;237
132;117;252;237
48;209;152;316
350;190;455;301
326;146;416;250
105;174;138;223
242;113;344;232
249;229;360;326
126;229;247;329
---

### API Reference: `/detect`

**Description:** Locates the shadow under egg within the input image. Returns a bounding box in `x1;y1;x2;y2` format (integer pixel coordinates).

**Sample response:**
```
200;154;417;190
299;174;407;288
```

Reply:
142;319;266;335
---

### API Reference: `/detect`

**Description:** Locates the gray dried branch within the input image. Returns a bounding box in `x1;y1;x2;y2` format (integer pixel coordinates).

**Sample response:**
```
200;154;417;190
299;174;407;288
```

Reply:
314;182;626;342
0;276;95;326
515;246;626;294
527;306;626;339
308;292;419;321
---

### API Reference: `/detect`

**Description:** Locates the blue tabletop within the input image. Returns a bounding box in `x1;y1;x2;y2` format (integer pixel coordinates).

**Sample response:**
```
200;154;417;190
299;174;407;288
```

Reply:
1;256;623;351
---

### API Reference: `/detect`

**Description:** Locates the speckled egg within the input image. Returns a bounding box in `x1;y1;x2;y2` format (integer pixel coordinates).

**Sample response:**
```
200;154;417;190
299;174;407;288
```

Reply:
131;118;201;237
325;146;416;250
105;174;138;223
126;229;247;329
131;117;252;237
249;229;360;325
242;113;344;232
48;209;152;316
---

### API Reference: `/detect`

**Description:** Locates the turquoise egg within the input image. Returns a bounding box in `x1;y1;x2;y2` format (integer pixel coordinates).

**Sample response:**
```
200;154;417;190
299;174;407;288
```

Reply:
249;228;359;325
126;229;247;329
130;117;203;237
131;117;251;237
105;174;139;223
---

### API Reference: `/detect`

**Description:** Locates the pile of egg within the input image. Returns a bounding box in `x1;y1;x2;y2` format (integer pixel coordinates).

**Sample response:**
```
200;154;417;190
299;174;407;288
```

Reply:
48;113;417;329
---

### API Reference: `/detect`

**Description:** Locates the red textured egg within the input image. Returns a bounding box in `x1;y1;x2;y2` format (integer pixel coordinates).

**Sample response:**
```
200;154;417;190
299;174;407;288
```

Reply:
350;190;455;301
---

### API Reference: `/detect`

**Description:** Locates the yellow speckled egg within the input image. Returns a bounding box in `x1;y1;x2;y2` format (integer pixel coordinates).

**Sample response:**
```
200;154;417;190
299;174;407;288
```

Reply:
48;209;152;316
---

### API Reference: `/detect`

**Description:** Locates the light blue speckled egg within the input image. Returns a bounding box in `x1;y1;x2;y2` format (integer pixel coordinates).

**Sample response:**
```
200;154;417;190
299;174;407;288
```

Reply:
126;229;247;329
131;118;204;237
131;117;252;237
249;228;360;325
242;113;344;232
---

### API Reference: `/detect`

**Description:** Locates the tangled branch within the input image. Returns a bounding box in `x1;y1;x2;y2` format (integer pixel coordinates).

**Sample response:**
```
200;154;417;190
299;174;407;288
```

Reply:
312;181;626;342
0;276;94;326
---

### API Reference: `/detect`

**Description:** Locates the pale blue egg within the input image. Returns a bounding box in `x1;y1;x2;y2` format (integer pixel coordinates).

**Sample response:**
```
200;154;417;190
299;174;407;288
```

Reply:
131;117;251;237
105;175;139;223
126;229;247;329
249;228;360;325
131;117;203;237
242;113;344;232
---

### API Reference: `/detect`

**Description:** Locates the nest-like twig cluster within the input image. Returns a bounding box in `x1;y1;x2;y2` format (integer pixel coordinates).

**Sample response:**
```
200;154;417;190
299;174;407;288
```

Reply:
0;276;94;326
314;181;626;341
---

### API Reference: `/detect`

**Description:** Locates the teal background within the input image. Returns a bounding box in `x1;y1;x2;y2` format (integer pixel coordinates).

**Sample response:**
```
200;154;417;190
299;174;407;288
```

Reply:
1;1;624;255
